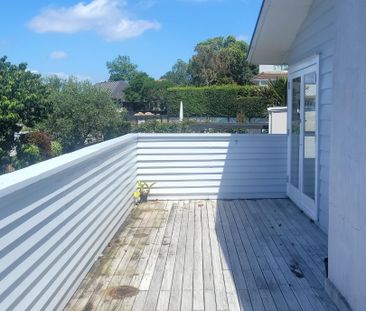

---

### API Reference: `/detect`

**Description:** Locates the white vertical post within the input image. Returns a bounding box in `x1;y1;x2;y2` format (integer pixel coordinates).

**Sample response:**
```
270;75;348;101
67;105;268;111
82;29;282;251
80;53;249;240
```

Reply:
179;101;184;122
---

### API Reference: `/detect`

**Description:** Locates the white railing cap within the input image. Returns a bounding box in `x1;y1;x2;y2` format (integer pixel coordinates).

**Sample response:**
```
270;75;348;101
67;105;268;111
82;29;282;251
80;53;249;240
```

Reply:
0;134;137;198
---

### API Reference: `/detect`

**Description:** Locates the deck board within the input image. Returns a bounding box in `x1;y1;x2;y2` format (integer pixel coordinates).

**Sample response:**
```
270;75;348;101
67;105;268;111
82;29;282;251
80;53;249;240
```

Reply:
64;199;338;311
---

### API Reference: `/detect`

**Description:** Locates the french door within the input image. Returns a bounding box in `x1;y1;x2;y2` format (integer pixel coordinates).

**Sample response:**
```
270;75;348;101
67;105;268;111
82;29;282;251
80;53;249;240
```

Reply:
287;56;319;221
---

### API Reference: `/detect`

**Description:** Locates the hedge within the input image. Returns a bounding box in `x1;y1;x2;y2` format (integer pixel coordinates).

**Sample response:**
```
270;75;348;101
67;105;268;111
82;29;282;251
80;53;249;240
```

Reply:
166;85;270;119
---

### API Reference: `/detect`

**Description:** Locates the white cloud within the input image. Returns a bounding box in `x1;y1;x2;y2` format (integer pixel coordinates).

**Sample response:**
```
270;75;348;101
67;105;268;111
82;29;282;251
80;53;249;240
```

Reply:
28;0;160;41
49;51;68;60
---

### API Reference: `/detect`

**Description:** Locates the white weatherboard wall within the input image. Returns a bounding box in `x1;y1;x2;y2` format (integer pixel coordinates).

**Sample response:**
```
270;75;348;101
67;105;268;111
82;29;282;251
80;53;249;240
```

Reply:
0;134;137;311
137;134;287;200
286;0;335;232
328;2;366;311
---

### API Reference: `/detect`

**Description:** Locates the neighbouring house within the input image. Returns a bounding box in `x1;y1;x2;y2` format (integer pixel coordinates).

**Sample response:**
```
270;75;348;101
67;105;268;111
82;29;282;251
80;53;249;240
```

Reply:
249;1;365;310
252;65;288;86
95;80;128;109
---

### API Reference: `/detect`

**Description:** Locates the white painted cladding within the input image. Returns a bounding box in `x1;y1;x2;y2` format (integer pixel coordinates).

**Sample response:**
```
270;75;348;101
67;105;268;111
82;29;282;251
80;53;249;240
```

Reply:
328;2;366;310
0;134;138;311
136;134;287;200
0;133;287;310
286;0;335;232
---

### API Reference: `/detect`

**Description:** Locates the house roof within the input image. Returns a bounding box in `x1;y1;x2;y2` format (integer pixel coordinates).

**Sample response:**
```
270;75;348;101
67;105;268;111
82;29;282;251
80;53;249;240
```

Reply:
95;80;128;100
248;0;314;65
252;71;288;81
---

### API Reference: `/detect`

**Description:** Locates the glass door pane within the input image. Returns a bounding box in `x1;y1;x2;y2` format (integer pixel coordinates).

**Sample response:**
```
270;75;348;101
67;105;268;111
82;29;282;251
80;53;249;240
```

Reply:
290;77;301;188
303;72;317;199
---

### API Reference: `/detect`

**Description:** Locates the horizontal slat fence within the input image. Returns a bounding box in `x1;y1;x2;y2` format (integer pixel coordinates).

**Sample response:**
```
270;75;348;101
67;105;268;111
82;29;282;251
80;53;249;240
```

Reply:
0;133;287;310
136;134;287;200
0;134;137;311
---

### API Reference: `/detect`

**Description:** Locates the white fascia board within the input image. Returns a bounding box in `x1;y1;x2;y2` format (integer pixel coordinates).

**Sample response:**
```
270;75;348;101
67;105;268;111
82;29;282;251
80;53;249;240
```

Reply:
248;0;314;65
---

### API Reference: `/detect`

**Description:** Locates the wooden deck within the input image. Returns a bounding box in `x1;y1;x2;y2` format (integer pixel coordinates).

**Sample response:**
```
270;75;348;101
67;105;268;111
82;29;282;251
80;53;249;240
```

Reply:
64;199;337;311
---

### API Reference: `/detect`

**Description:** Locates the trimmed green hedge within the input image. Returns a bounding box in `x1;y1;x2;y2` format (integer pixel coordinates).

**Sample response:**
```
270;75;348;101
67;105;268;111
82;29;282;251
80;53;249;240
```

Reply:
166;85;269;118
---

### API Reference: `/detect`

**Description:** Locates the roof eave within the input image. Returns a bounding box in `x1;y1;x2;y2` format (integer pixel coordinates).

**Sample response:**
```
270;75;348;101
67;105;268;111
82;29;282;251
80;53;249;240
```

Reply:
247;0;314;65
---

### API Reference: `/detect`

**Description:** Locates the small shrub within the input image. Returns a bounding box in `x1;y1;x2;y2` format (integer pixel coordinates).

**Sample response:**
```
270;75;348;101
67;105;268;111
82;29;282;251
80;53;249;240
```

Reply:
132;120;194;133
12;144;41;169
104;120;131;140
104;108;131;140
25;131;52;159
51;141;63;157
134;180;155;204
207;127;248;134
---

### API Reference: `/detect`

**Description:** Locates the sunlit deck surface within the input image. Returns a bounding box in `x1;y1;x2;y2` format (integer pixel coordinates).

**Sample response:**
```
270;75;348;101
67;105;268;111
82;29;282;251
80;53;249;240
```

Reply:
64;199;337;311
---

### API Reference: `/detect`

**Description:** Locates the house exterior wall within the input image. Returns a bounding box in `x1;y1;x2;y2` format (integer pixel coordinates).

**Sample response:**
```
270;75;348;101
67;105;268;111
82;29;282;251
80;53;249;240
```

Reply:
328;2;366;311
286;0;335;233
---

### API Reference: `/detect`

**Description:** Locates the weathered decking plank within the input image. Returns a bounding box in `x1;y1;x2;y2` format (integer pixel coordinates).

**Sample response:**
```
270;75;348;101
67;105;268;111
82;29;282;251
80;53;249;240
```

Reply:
64;199;338;311
168;201;189;310
142;201;177;310
193;201;204;311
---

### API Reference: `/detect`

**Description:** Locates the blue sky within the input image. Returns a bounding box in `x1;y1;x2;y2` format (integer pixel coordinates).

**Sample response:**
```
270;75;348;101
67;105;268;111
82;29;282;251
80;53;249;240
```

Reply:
0;0;262;82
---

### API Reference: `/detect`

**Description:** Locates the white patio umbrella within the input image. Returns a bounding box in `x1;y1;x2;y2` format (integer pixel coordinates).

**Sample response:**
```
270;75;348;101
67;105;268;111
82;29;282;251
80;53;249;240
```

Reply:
179;101;184;121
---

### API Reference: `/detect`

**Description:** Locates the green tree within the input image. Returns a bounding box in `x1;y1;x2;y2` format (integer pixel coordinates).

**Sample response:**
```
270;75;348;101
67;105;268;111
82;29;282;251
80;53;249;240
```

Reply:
0;56;51;170
124;72;153;103
107;55;138;82
43;77;125;152
140;79;175;112
125;73;174;112
161;59;190;85
187;36;258;86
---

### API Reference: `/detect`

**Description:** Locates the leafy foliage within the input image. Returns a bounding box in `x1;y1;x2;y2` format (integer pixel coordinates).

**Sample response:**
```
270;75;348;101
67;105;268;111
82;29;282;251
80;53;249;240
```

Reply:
134;180;155;203
187;36;258;86
0;56;51;169
51;141;63;157
132;120;194;133
24;131;52;159
107;55;138;82
42;77;123;152
166;85;269;118
235;97;269;119
264;77;288;106
124;72;154;103
104;109;131;140
125;73;175;112
161;59;190;85
12;144;41;170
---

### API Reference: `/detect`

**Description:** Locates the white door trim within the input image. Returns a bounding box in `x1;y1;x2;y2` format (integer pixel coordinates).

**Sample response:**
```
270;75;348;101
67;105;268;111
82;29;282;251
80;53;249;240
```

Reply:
287;55;320;221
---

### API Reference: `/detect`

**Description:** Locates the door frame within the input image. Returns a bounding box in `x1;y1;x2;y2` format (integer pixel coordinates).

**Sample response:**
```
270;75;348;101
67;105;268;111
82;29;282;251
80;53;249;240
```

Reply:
287;55;320;221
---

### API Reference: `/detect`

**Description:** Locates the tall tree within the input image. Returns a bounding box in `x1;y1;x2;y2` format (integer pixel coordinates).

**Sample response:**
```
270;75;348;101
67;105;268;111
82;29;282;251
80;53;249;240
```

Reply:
0;56;51;169
161;59;190;85
188;36;258;86
125;72;174;112
107;55;138;82
43;77;127;152
140;79;175;112
124;72;153;103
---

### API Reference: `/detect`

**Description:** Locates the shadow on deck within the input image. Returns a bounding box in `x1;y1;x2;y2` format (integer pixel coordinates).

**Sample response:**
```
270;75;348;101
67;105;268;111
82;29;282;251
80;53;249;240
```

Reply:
64;199;337;311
